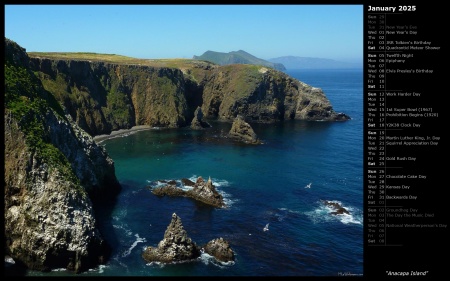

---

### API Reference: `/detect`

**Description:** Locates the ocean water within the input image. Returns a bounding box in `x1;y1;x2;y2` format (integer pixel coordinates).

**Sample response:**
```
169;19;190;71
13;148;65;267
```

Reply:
25;68;364;277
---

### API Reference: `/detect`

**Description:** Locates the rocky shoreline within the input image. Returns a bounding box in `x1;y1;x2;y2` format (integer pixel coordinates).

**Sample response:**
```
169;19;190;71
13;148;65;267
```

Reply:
93;125;155;143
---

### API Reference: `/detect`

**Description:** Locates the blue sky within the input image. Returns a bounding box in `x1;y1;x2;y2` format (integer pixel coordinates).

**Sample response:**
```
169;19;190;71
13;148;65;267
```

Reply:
5;4;363;63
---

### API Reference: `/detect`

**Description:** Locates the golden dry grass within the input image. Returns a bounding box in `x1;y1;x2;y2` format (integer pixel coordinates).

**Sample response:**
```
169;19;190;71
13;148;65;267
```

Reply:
27;52;215;69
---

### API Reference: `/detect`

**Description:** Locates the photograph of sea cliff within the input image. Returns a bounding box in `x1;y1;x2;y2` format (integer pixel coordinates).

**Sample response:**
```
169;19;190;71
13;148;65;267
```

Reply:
4;4;363;276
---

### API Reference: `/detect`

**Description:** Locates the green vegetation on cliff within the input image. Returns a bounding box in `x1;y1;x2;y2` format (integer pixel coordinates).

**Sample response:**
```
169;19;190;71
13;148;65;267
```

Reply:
29;51;215;69
5;44;81;187
5;38;123;273
104;89;132;127
220;64;263;98
25;48;349;136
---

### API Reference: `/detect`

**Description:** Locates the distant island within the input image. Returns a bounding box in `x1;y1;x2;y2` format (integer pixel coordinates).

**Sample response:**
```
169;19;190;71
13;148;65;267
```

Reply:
268;56;362;69
193;50;361;70
193;50;286;71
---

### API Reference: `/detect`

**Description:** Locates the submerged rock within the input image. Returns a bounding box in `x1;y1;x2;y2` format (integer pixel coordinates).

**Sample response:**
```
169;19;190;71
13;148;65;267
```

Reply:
322;200;350;215
142;213;201;263
228;115;262;144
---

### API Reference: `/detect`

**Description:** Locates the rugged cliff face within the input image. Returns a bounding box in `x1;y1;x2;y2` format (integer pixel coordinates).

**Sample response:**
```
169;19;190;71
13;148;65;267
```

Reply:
200;65;349;122
4;38;121;273
28;52;349;137
29;58;190;135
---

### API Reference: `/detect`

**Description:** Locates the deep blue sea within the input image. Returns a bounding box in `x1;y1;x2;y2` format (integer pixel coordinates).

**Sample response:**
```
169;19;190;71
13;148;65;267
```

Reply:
26;68;364;277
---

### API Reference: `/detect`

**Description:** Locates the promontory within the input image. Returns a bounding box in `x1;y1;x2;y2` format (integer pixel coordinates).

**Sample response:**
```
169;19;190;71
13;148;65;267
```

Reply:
26;49;350;137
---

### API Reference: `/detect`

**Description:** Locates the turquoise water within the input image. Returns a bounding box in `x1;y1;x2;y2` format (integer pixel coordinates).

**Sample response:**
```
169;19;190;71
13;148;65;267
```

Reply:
25;68;364;276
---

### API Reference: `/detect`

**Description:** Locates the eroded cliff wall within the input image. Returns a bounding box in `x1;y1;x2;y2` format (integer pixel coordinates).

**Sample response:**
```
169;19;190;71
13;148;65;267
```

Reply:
4;38;121;273
29;54;349;137
29;58;190;135
200;64;348;122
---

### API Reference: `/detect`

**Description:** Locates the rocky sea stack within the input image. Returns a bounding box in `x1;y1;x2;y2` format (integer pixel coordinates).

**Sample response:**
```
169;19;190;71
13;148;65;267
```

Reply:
190;106;211;130
142;213;201;263
142;213;235;264
228;115;262;144
4;38;121;273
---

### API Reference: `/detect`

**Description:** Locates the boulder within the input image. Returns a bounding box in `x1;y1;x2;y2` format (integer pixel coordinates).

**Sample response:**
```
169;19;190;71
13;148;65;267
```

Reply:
203;237;235;263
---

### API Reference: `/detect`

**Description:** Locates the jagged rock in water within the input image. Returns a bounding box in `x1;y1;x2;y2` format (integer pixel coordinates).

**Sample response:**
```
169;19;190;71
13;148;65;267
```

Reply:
322;200;350;215
142;213;200;263
186;176;225;208
203;237;235;263
332;112;351;121
228;115;262;144
190;106;211;130
151;184;185;197
150;176;225;208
